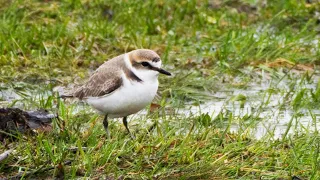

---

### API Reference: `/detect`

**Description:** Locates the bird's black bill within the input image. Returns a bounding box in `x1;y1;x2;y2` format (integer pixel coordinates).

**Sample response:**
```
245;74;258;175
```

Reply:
151;66;171;76
158;68;171;76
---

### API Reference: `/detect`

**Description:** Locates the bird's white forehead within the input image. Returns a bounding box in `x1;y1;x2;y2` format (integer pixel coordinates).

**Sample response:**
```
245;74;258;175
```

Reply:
149;60;162;68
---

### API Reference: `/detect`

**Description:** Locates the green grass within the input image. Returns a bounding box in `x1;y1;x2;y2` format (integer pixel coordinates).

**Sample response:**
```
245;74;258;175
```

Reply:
1;0;320;179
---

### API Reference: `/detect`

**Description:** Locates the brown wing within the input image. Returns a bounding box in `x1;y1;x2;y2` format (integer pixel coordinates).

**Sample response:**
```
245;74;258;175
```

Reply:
73;74;122;100
72;59;124;100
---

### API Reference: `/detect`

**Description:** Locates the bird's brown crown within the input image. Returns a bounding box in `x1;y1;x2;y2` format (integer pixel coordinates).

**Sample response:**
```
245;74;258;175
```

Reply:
128;49;161;65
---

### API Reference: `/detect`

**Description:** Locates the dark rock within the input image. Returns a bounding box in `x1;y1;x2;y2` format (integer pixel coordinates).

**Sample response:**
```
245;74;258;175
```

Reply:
0;108;56;140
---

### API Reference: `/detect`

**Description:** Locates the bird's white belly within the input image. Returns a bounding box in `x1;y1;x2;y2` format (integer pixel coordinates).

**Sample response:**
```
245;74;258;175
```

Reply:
85;79;158;118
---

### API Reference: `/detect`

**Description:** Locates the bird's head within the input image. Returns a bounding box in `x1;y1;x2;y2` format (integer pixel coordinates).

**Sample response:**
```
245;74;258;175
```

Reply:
127;49;171;81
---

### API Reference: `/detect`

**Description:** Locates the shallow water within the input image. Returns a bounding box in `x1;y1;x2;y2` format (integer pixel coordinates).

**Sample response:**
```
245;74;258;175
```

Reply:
175;70;320;139
180;100;320;140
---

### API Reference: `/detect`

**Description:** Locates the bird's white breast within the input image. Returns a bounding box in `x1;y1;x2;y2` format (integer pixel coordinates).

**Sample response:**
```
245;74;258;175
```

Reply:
85;72;159;118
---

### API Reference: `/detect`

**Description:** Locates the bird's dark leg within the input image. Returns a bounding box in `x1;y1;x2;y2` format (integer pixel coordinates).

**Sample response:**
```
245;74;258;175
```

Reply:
123;116;135;139
103;115;110;139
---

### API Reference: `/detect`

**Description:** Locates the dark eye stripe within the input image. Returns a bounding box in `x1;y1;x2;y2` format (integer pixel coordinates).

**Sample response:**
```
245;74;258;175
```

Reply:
141;62;150;67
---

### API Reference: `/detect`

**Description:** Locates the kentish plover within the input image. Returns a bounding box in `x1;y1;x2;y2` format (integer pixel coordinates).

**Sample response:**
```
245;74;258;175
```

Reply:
64;49;171;138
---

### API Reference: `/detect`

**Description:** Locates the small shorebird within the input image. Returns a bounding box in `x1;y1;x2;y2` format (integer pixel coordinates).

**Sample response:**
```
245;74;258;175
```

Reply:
64;49;171;138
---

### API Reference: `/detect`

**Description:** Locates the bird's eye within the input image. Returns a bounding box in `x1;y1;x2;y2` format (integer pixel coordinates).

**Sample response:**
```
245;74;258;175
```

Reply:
141;62;149;67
